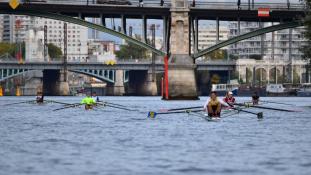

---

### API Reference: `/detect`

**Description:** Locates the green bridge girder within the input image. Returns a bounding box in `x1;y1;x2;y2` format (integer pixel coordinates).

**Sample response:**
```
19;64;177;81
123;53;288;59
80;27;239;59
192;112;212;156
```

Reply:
0;68;121;83
0;8;166;56
193;21;304;59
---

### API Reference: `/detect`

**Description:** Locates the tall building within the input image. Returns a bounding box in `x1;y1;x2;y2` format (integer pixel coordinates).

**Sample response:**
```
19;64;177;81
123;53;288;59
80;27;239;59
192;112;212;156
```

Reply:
1;15;88;61
0;15;3;42
40;18;88;61
228;21;307;61
190;24;229;56
197;25;229;50
1;15;31;43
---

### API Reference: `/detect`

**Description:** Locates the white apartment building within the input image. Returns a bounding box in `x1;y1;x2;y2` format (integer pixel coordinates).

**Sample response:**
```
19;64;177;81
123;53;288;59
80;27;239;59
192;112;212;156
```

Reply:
88;39;116;62
40;18;88;61
0;15;3;42
1;15;88;61
197;25;229;50
228;21;307;61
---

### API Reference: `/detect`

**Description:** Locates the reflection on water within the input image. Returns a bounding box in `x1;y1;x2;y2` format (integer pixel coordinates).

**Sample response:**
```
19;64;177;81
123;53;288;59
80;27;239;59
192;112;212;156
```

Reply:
0;96;311;175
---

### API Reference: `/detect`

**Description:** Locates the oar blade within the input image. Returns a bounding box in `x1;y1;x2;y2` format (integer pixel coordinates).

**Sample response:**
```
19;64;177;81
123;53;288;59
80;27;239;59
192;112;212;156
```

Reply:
147;111;157;118
257;112;264;119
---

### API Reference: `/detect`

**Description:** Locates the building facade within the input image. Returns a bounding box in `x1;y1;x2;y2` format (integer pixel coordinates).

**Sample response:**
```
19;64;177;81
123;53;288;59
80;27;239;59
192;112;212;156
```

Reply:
1;15;88;62
228;21;307;61
197;25;229;50
0;15;3;42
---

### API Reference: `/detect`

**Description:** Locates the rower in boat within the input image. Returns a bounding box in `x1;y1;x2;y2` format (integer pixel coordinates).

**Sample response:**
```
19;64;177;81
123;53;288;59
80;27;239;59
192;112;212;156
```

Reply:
36;92;44;103
252;92;260;105
204;91;226;118
81;93;96;110
92;92;100;102
223;91;235;107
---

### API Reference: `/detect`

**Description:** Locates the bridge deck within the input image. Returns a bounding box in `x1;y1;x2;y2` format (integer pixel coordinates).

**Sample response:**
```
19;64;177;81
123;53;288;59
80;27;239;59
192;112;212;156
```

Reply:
0;2;306;21
0;61;236;71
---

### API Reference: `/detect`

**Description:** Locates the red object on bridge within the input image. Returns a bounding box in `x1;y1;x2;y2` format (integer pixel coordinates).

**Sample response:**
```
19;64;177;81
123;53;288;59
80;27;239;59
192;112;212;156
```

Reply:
258;8;270;17
164;55;169;100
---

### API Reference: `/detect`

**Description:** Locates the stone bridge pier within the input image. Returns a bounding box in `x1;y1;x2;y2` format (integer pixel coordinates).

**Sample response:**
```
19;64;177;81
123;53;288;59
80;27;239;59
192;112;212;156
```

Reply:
167;0;198;100
43;70;69;96
106;70;125;96
126;70;158;96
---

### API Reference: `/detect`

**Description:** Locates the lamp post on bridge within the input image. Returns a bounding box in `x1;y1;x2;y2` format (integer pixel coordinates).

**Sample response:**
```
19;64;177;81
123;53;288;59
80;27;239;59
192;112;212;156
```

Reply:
63;22;67;82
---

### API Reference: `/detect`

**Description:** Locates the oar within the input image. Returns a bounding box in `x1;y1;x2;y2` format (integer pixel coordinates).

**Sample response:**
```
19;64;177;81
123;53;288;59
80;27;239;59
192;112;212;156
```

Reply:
97;103;138;111
225;102;263;119
260;100;295;106
53;103;83;111
160;106;202;112
234;107;263;119
98;101;128;108
64;103;80;106
3;100;37;106
46;100;72;105
234;103;297;112
148;109;203;118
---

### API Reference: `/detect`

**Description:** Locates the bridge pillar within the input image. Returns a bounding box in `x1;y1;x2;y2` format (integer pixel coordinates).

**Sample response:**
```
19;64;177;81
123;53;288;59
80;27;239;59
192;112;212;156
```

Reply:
110;70;125;96
58;70;70;96
167;0;198;100
141;72;158;96
43;70;69;96
126;70;157;96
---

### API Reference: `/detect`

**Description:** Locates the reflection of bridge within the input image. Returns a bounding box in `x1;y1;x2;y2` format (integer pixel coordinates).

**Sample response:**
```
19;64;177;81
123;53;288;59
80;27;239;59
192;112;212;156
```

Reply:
0;0;307;98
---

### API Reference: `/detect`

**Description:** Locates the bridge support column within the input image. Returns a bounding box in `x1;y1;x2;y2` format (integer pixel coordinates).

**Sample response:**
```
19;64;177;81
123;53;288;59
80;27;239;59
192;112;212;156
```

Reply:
167;0;198;100
141;72;158;96
126;70;157;96
43;70;69;96
56;70;70;96
167;63;198;100
112;70;125;96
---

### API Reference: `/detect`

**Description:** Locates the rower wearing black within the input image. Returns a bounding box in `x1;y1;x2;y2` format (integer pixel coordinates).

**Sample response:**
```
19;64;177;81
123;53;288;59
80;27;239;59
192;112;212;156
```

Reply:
92;92;100;102
252;92;260;105
204;91;223;117
36;91;44;103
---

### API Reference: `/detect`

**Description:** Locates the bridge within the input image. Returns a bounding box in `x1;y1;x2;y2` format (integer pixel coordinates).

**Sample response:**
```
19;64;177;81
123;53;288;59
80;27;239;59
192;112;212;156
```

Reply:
0;61;236;71
0;0;307;98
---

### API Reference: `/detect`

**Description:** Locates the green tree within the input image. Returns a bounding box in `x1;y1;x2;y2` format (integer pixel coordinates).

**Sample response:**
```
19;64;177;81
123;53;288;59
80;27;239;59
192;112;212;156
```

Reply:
204;49;228;60
211;74;221;84
115;35;149;60
0;42;15;57
47;43;63;60
0;42;25;60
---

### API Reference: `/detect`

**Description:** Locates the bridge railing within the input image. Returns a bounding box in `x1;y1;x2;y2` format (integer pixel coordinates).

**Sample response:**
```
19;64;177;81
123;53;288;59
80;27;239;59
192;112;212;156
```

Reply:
16;0;307;10
190;1;306;10
25;0;172;7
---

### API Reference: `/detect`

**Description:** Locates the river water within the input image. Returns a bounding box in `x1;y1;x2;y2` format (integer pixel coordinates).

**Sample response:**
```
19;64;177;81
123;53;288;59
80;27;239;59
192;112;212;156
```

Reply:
0;96;311;175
